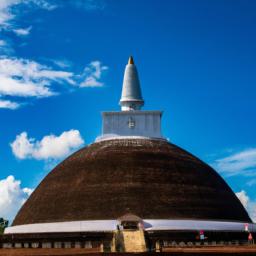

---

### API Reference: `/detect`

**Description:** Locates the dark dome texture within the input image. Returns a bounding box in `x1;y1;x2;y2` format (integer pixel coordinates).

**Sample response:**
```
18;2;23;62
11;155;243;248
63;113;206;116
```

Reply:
13;139;251;226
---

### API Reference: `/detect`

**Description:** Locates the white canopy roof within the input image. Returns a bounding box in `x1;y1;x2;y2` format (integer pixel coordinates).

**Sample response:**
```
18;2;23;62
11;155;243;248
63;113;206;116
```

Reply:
5;219;256;234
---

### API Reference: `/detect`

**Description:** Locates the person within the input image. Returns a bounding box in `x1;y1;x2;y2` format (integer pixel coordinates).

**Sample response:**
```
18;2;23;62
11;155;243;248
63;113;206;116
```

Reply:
248;232;253;245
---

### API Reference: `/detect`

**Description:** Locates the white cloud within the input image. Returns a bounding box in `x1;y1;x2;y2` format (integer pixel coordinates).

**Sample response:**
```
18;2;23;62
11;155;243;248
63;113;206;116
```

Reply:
0;2;108;109
11;130;84;160
0;57;108;109
0;40;6;47
0;0;102;31
0;0;56;29
66;0;105;11
0;39;13;54
236;190;249;208
13;26;32;36
236;190;256;223
213;148;256;177
0;175;33;221
0;99;19;109
81;76;103;87
0;57;74;98
27;0;57;11
0;57;74;84
0;0;18;28
247;179;256;187
50;58;73;68
248;202;256;223
80;61;108;87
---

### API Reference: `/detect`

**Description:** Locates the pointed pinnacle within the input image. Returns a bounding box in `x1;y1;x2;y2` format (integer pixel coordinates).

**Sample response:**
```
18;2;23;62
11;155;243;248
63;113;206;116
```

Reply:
128;56;134;65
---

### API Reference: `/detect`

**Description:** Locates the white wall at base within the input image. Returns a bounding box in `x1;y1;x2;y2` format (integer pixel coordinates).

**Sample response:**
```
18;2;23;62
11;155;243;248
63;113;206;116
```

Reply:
23;243;29;248
102;111;162;139
42;242;51;248
4;219;256;234
54;242;62;248
2;243;12;248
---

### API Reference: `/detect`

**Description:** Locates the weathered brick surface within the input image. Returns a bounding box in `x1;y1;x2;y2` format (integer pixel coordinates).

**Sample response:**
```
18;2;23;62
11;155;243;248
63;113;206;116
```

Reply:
13;139;250;226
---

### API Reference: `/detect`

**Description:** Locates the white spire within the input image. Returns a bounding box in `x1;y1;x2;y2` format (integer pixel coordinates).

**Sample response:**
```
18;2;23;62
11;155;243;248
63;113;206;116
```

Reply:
119;56;144;111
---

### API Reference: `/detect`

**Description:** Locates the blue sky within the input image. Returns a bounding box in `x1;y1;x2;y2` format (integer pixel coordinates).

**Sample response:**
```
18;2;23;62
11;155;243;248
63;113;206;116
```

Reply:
0;0;256;222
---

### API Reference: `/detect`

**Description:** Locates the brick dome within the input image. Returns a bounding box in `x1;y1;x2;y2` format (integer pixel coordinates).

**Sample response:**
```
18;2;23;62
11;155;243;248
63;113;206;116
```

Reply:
12;138;251;226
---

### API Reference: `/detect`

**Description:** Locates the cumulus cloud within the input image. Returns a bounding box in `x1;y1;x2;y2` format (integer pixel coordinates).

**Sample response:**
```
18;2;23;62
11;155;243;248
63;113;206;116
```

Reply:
0;57;75;98
0;0;18;28
11;130;84;160
236;190;249;208
236;190;256;222
0;39;13;55
248;202;256;223
0;175;33;221
80;61;108;87
213;148;256;177
212;149;256;222
0;57;108;109
0;99;19;109
0;1;108;110
13;26;32;36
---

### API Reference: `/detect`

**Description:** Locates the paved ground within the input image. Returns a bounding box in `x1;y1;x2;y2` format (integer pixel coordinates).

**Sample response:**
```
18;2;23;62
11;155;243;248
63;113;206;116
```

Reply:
162;245;256;254
0;247;256;255
0;248;99;256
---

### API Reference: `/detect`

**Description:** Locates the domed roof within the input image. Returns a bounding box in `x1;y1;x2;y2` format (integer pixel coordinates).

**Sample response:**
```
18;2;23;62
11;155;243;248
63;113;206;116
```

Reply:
13;139;251;226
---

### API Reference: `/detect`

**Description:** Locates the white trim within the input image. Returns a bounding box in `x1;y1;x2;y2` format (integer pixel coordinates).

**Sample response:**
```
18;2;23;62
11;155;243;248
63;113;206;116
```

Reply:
95;135;166;142
102;111;162;115
5;219;256;234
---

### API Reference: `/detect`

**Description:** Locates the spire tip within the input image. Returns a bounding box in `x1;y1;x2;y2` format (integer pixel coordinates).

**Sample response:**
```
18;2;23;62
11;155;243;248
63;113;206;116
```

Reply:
128;56;134;65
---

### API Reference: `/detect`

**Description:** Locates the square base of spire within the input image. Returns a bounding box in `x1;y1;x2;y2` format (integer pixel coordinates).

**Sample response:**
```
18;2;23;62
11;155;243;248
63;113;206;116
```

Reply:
101;111;163;139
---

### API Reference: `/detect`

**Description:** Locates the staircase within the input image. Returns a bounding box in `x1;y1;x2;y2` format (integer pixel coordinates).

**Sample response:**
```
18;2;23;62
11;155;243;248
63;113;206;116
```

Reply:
115;229;147;252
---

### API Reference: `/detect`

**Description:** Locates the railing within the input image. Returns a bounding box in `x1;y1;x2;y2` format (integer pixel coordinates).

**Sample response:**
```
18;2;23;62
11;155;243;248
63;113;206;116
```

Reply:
161;240;255;248
0;241;102;250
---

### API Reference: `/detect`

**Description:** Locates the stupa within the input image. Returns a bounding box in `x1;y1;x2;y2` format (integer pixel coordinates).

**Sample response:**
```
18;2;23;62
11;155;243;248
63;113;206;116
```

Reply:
1;57;254;252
